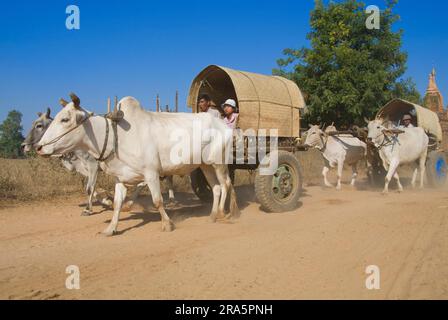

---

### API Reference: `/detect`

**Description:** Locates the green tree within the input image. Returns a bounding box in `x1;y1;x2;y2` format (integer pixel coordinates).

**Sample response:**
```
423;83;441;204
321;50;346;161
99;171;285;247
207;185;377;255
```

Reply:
0;110;25;159
274;0;421;127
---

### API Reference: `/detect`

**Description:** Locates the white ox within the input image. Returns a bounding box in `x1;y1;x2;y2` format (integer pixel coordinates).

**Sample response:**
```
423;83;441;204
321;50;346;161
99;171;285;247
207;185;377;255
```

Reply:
37;94;239;235
367;119;428;194
22;109;177;215
304;125;367;190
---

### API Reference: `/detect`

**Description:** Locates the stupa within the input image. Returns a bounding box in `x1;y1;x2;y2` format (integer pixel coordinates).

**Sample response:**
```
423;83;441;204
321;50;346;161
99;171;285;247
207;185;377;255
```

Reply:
424;68;444;114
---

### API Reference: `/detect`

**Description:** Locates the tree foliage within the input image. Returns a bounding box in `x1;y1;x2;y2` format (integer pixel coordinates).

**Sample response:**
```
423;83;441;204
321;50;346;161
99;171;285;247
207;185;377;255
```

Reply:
0;110;25;159
274;0;421;127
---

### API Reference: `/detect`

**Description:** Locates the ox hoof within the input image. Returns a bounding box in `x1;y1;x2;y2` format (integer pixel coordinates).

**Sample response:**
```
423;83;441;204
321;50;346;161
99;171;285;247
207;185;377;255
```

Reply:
81;209;92;216
162;220;175;232
210;214;218;223
121;201;134;212
165;199;178;209
101;230;116;237
216;211;226;220
102;199;113;207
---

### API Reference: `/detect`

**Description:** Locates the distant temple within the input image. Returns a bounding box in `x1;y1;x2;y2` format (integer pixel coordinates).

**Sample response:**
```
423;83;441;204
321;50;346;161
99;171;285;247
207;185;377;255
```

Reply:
424;68;448;149
424;68;445;114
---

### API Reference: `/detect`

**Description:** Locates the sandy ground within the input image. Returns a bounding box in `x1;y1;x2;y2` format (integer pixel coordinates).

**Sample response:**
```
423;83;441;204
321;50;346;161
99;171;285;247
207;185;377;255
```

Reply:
1;182;448;300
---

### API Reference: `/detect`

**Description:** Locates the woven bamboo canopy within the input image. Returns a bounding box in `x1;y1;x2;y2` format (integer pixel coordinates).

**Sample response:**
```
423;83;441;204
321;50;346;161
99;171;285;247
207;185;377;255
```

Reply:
187;65;305;137
376;98;443;142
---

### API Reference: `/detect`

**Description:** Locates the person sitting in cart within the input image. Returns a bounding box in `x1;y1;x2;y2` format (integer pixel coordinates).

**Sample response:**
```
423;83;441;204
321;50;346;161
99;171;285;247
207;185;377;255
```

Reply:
198;94;222;118
399;114;414;128
222;99;239;129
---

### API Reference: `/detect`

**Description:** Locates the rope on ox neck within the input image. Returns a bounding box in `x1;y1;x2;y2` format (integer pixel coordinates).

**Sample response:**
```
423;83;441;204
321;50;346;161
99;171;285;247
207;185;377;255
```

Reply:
96;116;112;162
376;130;400;151
317;133;329;152
96;110;123;162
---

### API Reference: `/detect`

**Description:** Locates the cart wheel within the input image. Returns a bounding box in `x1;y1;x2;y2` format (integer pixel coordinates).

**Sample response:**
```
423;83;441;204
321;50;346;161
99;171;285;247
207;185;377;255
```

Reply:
254;151;302;212
426;151;447;188
190;168;213;202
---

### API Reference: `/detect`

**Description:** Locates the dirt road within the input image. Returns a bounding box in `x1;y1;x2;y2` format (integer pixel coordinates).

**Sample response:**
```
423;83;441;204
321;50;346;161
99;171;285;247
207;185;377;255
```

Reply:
1;184;448;300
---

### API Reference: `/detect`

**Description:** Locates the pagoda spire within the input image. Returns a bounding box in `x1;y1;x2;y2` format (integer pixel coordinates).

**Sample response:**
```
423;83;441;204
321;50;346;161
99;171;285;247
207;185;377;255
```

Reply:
424;68;444;113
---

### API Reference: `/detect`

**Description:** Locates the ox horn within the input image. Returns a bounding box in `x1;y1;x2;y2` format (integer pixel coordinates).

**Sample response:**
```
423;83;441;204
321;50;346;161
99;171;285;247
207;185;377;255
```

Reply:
114;96;118;112
59;98;69;107
69;93;81;109
46;108;51;118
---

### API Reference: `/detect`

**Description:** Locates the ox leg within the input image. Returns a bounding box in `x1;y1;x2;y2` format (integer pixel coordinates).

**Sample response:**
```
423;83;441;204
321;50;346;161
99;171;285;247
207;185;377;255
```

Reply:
82;164;99;216
214;165;230;218
383;159;400;194
122;183;145;212
146;174;174;232
419;149;427;189
411;164;419;189
350;163;358;187
336;159;344;190
200;166;223;222
102;182;127;236
322;166;333;188
166;176;176;204
393;172;404;193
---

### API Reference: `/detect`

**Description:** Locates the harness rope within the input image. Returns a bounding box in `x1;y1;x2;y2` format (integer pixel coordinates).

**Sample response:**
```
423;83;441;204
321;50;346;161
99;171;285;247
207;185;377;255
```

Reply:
375;130;400;151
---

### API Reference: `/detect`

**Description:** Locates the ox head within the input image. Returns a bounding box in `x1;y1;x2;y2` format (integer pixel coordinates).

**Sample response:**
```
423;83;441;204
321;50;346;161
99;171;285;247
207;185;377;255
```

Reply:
366;119;394;147
36;93;89;157
303;124;326;150
22;108;53;153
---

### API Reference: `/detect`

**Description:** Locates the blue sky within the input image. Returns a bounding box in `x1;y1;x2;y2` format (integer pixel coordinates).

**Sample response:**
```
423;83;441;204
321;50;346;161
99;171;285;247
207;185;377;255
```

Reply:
1;0;447;131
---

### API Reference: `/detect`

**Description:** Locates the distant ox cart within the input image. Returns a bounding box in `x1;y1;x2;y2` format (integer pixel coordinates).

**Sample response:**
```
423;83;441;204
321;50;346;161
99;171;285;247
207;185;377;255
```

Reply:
370;98;447;188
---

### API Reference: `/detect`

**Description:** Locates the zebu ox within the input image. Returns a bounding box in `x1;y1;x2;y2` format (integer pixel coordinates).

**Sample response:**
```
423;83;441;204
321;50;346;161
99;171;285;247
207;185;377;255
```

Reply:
22;108;112;215
304;125;367;190
37;94;239;235
366;119;429;194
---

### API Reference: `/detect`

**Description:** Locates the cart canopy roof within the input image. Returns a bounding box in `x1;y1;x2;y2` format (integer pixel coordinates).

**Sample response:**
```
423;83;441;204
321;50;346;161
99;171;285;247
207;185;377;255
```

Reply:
187;65;305;137
376;98;443;142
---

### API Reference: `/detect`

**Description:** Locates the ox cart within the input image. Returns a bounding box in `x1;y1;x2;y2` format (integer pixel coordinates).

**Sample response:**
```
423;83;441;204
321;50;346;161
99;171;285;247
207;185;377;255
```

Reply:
370;99;447;187
187;65;307;212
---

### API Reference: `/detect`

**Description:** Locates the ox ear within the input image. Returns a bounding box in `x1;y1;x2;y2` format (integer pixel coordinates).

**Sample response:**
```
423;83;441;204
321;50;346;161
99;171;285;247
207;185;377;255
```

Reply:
308;124;313;128
45;108;51;119
364;117;370;124
37;112;42;117
69;93;81;109
59;98;69;107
